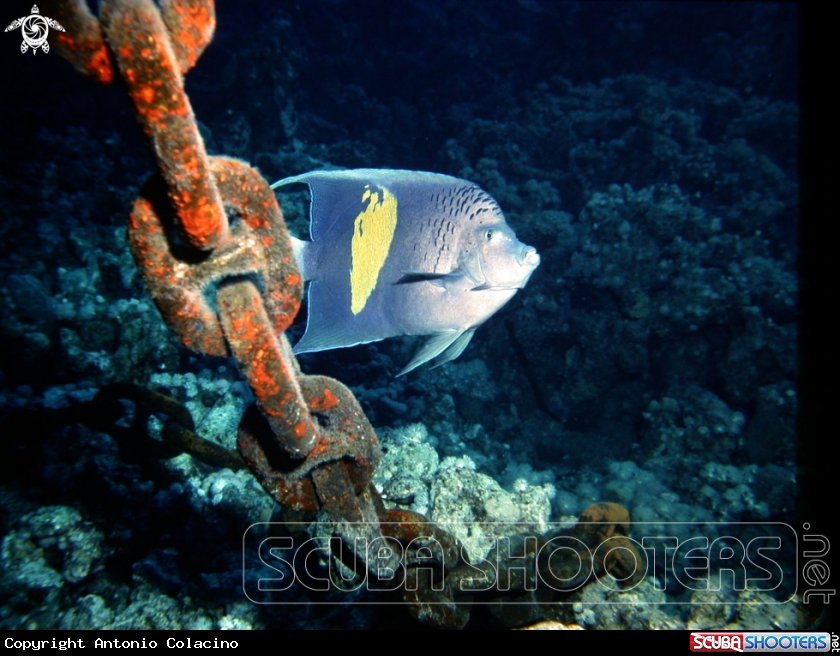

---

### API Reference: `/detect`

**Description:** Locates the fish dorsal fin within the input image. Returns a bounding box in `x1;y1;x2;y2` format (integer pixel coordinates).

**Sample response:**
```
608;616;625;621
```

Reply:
396;328;477;377
271;171;355;242
272;169;420;242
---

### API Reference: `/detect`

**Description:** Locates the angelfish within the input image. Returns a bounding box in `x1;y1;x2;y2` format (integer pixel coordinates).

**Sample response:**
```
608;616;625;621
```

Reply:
271;169;540;375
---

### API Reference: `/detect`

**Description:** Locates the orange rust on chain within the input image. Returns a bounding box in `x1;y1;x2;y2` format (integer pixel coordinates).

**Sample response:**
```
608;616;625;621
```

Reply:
99;0;225;251
309;388;340;413
218;282;317;457
127;158;302;359
237;377;381;511
379;508;453;544
159;0;216;74
304;438;330;461
42;0;115;83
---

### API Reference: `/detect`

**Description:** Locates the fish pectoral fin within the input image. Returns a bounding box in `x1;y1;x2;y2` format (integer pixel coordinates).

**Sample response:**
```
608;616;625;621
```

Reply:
395;270;462;286
396;328;477;377
470;282;518;291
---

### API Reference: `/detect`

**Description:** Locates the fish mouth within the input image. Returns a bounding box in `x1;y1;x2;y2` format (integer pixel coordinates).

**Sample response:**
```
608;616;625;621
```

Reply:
474;245;540;291
516;247;540;288
519;246;540;269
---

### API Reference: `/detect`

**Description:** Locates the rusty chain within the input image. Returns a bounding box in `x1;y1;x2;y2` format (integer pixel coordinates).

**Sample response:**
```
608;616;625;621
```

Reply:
43;0;640;628
45;0;479;628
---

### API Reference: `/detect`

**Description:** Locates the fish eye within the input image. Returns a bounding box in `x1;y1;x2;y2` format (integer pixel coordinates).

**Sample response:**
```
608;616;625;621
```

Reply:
485;229;495;242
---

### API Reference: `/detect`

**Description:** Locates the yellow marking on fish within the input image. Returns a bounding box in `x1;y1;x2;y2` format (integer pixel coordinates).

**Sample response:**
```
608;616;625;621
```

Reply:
350;185;398;314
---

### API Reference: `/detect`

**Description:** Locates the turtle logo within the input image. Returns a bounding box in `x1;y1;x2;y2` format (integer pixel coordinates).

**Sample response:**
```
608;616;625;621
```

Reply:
5;5;65;55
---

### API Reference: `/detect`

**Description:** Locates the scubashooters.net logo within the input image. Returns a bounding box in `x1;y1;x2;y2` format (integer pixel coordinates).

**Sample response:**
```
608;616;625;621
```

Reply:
690;632;832;652
242;520;801;604
4;5;65;55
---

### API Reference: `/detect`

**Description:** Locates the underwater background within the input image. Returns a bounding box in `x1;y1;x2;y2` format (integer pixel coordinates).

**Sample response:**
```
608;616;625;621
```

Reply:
0;0;807;630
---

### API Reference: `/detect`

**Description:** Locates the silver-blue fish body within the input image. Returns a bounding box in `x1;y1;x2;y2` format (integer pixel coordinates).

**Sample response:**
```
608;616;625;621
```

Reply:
271;169;540;375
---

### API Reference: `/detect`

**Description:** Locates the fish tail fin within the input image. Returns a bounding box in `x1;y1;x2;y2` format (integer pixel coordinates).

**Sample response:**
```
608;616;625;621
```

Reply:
290;236;309;281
